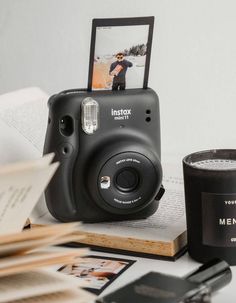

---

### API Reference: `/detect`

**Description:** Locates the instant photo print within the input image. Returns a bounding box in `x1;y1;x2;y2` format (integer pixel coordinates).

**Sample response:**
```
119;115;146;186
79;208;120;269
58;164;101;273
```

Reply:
58;255;135;295
88;17;154;91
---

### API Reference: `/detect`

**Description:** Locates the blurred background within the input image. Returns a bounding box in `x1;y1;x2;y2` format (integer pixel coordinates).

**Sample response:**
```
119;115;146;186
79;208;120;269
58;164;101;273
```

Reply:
1;0;236;155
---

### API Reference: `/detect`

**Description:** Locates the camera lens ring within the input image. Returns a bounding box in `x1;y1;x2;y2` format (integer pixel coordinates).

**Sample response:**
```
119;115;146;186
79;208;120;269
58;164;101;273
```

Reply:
97;151;162;214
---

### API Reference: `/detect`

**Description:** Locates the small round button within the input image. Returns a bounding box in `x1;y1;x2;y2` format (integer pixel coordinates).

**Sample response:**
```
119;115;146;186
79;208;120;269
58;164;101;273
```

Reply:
58;143;73;158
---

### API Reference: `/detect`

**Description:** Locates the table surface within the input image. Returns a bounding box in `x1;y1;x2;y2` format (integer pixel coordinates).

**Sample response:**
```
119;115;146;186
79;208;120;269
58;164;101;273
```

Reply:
84;249;236;302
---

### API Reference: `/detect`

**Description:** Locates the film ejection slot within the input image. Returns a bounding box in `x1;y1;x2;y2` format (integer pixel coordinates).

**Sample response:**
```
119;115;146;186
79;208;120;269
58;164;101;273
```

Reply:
81;97;99;134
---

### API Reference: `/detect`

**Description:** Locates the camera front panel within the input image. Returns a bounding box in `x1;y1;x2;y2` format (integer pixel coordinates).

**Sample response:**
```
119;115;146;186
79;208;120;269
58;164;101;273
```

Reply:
44;88;162;222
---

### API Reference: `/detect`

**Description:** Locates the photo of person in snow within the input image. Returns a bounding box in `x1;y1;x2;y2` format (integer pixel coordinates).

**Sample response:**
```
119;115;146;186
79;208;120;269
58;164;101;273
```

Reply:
109;53;133;90
89;20;154;90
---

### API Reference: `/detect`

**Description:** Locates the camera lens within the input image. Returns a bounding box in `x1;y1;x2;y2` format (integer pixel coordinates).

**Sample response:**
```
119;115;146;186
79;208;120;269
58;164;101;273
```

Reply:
97;151;162;213
115;168;139;193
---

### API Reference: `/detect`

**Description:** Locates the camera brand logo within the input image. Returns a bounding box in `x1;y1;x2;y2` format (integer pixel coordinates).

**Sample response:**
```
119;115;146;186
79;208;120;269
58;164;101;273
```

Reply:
111;108;132;120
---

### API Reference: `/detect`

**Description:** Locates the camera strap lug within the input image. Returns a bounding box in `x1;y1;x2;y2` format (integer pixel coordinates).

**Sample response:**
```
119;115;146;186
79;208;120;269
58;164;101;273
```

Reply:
155;184;165;201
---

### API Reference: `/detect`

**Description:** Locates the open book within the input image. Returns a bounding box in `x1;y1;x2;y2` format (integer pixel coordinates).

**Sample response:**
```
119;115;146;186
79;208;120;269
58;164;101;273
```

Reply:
1;87;187;260
0;87;48;163
0;87;50;218
0;270;94;303
0;154;58;235
0;222;94;303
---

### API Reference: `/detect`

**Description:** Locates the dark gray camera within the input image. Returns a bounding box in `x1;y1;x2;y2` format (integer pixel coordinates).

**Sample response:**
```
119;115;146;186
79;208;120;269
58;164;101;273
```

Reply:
44;88;164;222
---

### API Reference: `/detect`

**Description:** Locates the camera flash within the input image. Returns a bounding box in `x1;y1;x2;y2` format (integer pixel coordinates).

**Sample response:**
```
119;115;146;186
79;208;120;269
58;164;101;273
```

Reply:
81;97;99;134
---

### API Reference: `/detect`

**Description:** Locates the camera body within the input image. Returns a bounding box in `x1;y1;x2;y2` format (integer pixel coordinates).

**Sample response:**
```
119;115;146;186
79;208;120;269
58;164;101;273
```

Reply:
44;88;163;222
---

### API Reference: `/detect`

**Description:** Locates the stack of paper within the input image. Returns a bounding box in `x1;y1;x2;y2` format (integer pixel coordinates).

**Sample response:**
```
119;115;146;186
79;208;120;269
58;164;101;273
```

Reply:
0;270;93;303
0;224;94;303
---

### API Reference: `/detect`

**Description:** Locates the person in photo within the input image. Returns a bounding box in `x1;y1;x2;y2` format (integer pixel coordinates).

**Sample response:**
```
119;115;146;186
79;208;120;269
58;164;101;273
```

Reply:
109;53;133;90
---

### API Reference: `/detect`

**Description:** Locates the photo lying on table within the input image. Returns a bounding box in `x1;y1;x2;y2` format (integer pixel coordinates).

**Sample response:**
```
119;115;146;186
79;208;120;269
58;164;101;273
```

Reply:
88;17;154;91
58;255;136;295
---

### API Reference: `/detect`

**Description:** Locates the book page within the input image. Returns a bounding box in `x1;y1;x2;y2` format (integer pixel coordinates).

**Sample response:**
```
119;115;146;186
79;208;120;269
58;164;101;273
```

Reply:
0;87;49;165
0;156;59;235
0;234;83;258
0;269;91;303
0;249;88;277
0;153;54;175
0;119;39;165
0;222;80;245
8;289;95;303
0;87;50;220
0;251;86;271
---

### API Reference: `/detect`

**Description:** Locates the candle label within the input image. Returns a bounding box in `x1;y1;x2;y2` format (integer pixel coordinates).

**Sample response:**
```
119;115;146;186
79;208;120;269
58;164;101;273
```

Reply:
202;192;236;247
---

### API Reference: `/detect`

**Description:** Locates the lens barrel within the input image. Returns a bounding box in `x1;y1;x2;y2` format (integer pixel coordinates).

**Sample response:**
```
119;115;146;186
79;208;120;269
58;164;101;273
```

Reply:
97;151;162;213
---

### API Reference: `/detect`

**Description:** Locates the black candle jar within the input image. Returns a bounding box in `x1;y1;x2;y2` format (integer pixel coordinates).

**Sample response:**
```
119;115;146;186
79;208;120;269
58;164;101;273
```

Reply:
183;149;236;265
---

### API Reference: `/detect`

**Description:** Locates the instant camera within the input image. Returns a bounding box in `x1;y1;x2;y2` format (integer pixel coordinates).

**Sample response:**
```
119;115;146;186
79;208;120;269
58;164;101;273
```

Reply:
43;88;164;222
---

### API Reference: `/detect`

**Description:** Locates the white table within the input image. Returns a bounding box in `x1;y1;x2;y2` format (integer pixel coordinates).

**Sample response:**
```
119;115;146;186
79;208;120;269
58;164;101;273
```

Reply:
84;250;236;302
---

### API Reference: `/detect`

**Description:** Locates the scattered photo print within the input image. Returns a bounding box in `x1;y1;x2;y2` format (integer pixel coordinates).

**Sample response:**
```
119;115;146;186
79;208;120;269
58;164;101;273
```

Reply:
88;17;154;91
58;255;136;295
